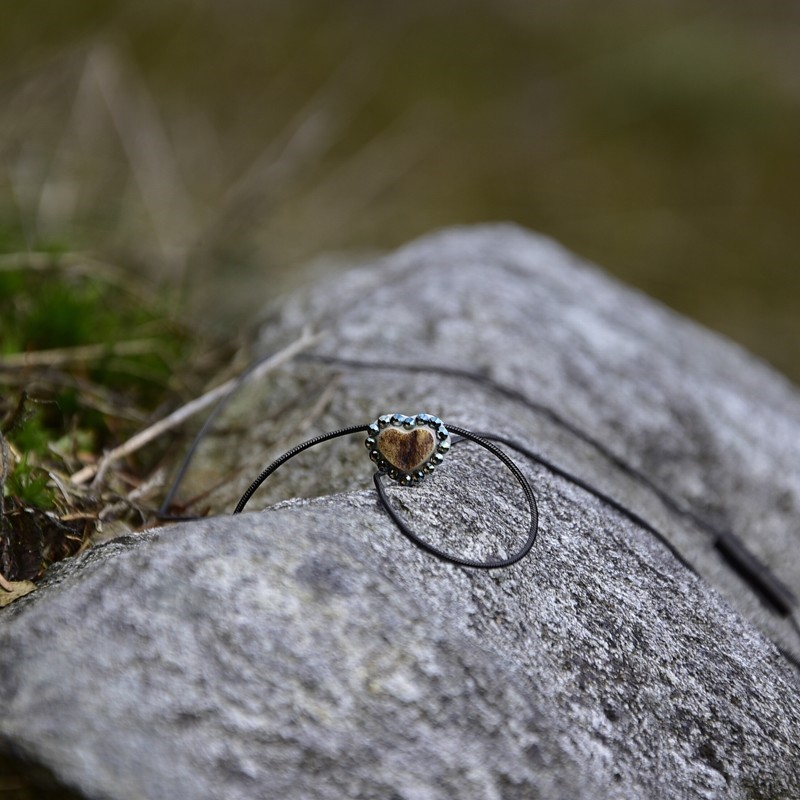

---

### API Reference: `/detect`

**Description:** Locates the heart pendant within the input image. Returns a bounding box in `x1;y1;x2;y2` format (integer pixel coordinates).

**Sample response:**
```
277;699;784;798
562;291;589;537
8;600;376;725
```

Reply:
365;413;451;485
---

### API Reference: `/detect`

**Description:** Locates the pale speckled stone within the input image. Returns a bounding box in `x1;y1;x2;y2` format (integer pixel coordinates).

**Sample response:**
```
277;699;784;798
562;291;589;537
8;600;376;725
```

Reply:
1;225;799;799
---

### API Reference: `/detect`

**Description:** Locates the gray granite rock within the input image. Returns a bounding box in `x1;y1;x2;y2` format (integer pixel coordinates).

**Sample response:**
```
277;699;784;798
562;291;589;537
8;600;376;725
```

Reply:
2;225;799;799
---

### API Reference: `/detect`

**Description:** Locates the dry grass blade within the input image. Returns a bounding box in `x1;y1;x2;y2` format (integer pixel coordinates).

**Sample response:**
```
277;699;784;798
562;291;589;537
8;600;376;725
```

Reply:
202;48;383;248
0;339;164;369
87;43;196;277
279;105;441;262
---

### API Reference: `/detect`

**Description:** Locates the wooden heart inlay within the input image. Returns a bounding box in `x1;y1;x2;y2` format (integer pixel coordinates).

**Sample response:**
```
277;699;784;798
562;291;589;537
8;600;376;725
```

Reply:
377;427;436;474
365;413;451;484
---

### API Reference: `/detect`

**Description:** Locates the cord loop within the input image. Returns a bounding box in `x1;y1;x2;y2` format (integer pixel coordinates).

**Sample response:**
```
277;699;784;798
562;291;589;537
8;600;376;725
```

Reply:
233;414;539;569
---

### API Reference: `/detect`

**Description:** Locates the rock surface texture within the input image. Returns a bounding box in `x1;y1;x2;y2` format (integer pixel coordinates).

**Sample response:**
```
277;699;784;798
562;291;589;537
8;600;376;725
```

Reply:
2;225;800;799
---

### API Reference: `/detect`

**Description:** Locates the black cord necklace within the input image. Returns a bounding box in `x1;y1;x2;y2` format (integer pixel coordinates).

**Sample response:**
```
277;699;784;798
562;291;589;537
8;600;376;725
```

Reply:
158;344;799;669
299;353;797;619
234;413;539;569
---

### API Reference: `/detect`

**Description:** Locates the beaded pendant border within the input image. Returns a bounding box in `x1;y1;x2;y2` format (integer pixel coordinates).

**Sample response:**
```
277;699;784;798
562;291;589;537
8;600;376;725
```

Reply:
365;413;451;485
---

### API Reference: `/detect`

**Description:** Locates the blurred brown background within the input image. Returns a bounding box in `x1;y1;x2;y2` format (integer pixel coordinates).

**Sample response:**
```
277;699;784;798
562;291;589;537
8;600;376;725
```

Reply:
1;0;798;382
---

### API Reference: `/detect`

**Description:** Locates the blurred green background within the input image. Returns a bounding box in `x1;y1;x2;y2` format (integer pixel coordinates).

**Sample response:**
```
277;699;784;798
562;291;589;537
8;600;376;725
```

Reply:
2;0;798;381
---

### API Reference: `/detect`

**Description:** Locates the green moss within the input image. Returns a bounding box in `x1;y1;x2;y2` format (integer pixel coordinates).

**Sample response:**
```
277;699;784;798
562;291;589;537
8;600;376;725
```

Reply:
0;262;189;418
3;456;56;511
0;256;193;547
6;409;51;456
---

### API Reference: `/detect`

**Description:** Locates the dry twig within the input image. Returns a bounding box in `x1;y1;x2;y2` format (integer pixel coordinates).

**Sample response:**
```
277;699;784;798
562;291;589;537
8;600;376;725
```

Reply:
69;328;324;486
